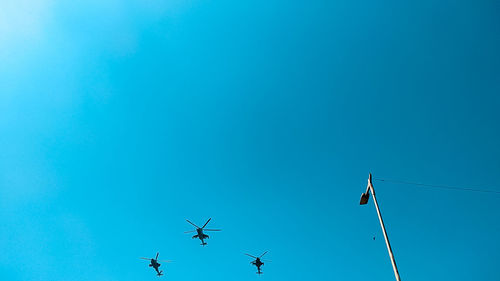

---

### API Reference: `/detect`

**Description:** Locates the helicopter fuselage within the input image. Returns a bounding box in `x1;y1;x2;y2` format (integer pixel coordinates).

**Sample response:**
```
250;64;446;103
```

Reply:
149;259;163;276
252;258;264;274
150;259;160;268
193;228;209;245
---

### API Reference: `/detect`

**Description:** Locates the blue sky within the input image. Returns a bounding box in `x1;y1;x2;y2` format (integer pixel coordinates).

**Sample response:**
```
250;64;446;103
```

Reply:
1;1;499;280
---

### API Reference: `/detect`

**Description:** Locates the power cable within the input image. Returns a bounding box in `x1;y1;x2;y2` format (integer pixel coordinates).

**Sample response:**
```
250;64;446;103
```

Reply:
373;178;500;194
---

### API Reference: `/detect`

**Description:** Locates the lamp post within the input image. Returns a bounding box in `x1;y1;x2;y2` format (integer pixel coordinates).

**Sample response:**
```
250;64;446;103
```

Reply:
360;173;401;281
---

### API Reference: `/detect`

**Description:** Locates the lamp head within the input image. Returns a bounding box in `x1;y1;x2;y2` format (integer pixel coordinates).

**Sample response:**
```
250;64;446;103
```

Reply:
359;191;370;205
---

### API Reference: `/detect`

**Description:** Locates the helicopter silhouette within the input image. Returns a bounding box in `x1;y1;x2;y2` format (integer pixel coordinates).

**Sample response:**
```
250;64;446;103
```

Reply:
184;218;221;246
245;251;270;274
140;252;171;276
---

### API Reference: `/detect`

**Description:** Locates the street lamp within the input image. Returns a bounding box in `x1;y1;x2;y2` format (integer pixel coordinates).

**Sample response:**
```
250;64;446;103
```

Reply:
360;173;402;281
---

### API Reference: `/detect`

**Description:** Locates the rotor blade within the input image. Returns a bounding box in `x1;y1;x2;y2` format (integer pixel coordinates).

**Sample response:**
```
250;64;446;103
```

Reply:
186;219;200;228
203;229;221;232
140;257;151;260
262;259;272;262
244;253;258;259
201;218;212;229
184;230;196;233
156;253;159;260
259;251;268;258
158;260;173;263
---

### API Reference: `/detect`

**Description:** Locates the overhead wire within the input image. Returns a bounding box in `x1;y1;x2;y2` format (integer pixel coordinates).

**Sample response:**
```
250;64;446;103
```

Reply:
373;178;500;194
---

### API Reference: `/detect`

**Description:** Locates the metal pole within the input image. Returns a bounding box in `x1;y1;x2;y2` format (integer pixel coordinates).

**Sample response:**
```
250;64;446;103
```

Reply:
368;173;401;281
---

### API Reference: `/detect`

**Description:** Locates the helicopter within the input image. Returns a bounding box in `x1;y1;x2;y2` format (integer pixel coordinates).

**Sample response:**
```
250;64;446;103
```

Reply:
245;251;270;274
140;252;171;277
184;218;221;246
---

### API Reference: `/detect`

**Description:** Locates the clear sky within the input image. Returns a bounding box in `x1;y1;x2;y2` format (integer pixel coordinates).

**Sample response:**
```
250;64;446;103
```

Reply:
1;1;499;280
